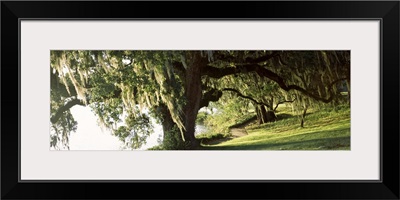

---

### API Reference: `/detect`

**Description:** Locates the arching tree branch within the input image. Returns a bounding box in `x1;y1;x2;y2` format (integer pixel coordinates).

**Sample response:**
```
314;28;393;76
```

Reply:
273;77;347;103
50;98;85;124
222;88;272;109
274;98;296;111
200;88;223;108
204;63;348;103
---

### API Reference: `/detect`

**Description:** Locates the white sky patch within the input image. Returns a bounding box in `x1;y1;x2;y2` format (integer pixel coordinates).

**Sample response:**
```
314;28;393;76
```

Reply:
69;106;123;150
69;106;162;150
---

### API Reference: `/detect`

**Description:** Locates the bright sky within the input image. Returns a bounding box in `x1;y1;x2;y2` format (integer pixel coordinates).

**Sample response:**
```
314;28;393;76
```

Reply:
68;106;162;150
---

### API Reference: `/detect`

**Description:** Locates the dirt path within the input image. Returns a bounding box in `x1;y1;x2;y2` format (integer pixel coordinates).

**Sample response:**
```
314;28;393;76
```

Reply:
230;128;248;137
205;127;248;145
229;116;257;138
204;117;257;145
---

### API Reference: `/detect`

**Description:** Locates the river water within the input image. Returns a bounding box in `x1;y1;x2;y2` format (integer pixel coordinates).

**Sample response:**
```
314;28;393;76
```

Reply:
195;124;209;135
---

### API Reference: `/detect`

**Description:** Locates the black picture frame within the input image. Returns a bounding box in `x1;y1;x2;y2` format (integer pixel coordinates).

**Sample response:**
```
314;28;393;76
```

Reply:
2;1;399;199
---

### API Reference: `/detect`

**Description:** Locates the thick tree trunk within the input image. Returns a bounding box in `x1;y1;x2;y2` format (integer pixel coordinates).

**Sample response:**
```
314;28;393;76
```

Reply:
156;104;186;149
260;105;268;124
183;52;207;149
256;105;277;125
267;110;277;122
256;106;263;124
300;105;308;128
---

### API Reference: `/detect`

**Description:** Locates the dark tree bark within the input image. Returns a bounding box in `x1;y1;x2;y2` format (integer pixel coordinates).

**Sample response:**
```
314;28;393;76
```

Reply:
256;105;277;125
200;88;223;108
182;52;208;149
259;105;268;124
266;110;277;122
300;105;308;128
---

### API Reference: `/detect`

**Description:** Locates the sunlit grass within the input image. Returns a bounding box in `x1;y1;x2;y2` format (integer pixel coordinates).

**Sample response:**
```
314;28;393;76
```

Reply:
202;105;350;150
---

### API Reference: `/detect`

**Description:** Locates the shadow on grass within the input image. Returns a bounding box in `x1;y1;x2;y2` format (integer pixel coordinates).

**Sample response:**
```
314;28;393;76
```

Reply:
276;113;293;120
229;115;257;128
202;128;350;150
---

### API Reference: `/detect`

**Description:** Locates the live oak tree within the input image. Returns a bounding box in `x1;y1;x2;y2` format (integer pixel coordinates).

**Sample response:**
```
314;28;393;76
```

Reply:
50;50;350;150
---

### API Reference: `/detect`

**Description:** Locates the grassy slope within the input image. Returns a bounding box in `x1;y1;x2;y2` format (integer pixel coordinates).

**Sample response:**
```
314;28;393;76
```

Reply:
203;105;350;150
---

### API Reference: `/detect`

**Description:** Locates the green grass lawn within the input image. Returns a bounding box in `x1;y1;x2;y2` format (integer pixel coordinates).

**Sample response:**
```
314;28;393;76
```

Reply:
202;105;350;150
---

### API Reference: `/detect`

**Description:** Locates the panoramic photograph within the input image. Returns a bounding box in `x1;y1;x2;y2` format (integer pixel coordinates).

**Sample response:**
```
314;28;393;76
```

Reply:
50;50;350;150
